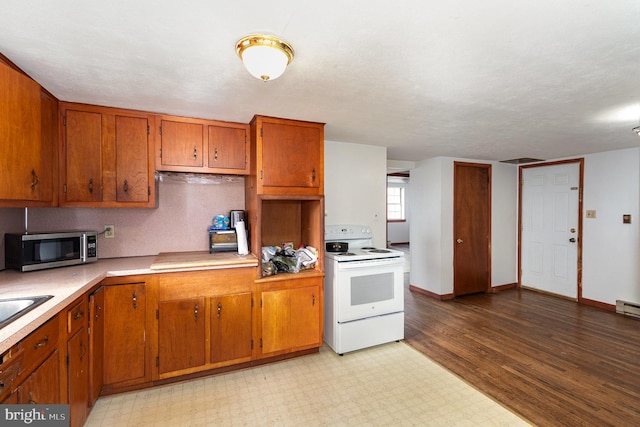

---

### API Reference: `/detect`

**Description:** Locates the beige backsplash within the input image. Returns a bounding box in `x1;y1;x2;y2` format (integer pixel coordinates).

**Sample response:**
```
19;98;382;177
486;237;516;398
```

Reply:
0;176;245;268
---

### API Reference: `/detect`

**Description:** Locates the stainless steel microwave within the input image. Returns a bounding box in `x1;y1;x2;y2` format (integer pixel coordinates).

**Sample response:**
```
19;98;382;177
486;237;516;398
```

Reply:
5;231;98;272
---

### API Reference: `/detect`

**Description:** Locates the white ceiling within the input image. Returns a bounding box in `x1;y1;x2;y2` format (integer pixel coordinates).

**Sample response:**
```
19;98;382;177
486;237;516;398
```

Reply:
1;0;639;163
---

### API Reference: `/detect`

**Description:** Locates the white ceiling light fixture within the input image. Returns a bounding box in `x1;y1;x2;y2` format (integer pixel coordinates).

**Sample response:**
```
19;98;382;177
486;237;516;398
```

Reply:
235;34;294;82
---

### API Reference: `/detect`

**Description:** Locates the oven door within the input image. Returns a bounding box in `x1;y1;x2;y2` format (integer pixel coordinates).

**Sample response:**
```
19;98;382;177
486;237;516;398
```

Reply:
336;258;404;322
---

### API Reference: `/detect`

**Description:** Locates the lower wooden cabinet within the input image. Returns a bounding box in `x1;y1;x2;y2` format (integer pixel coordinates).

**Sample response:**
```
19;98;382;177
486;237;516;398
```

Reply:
67;328;88;427
158;297;206;375
18;349;60;404
211;292;252;363
102;282;148;388
258;276;322;357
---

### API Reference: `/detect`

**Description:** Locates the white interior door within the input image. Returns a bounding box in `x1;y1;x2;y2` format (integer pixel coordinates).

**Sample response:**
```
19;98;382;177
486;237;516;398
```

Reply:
521;163;580;298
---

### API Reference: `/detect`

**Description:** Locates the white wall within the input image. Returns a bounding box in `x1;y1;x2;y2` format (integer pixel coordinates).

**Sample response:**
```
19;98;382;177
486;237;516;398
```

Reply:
580;148;640;305
324;140;388;248
410;157;518;295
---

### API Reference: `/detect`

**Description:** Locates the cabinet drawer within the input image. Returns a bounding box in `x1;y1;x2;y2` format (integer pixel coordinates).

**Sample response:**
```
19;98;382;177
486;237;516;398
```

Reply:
19;316;59;374
67;298;87;335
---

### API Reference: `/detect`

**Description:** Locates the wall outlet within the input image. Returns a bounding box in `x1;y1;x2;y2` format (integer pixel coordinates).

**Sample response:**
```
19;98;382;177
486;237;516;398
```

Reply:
104;225;115;239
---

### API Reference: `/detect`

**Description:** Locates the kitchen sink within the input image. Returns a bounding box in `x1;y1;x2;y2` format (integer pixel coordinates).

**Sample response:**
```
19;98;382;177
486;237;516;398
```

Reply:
0;295;53;329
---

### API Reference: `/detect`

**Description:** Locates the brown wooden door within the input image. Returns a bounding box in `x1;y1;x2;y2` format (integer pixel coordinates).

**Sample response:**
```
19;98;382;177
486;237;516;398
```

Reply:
289;284;321;349
0;61;42;201
18;350;60;404
453;162;491;296
210;292;252;363
158;297;206;374
159;119;203;167
88;287;104;407
260;289;289;355
260;120;322;189
38;90;57;203
208;125;247;171
116;115;150;203
63;109;102;202
103;283;147;386
67;328;89;427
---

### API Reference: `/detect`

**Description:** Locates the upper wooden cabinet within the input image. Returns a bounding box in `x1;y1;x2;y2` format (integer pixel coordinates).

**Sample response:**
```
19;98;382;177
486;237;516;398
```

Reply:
60;103;157;208
0;60;58;206
156;115;249;175
249;115;324;195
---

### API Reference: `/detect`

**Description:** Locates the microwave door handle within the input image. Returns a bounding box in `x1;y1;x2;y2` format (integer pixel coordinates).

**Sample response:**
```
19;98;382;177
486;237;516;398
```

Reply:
80;233;87;262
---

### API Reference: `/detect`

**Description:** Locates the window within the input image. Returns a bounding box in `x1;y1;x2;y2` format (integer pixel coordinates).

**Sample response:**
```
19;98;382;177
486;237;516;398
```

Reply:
387;186;405;221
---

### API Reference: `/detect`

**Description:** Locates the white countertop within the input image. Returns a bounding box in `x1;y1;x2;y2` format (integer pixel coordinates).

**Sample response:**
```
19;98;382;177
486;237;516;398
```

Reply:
0;253;258;354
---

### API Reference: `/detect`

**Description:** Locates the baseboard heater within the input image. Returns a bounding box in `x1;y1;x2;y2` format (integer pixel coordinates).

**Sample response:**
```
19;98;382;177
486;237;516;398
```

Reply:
616;300;640;319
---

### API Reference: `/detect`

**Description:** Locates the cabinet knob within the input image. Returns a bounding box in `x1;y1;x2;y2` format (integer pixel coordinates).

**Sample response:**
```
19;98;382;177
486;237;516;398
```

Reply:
214;147;219;161
123;179;129;194
88;178;94;194
194;304;199;321
217;302;222;318
132;292;138;309
73;310;84;320
193;146;198;160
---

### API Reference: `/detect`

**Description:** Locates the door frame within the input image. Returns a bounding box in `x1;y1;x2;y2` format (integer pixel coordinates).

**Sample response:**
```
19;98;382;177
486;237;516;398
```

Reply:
518;159;584;301
453;161;492;296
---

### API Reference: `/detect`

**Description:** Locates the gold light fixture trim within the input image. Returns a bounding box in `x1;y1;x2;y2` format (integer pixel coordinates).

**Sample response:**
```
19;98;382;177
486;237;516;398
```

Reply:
236;34;294;81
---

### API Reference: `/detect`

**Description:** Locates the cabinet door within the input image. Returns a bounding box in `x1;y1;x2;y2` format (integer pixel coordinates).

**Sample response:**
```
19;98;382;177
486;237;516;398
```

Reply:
159;119;204;167
260;121;322;189
211;292;252;363
158;298;206;374
37;90;57;203
67;328;89;427
261;289;290;354
261;281;322;355
116;115;150;203
103;283;147;386
289;285;321;349
0;61;42;201
63;109;102;202
208;125;247;172
88;287;104;407
18;349;60;405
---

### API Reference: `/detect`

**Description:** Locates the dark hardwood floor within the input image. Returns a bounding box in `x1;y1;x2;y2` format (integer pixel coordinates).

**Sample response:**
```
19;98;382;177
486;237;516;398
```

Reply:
403;276;640;426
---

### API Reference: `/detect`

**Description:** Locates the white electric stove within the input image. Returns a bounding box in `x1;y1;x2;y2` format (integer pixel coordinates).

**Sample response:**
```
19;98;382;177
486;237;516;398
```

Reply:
324;225;405;355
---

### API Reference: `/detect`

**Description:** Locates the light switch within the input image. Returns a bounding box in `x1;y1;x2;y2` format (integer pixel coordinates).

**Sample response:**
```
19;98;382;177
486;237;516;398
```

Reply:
586;210;596;219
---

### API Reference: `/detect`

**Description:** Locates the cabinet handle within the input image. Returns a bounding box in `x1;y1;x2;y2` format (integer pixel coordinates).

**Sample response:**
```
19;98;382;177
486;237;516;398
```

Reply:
73;310;84;320
80;338;87;361
89;178;94;194
34;335;49;349
132;292;138;309
312;168;316;182
30;169;39;190
193;146;198;160
123;179;129;193
217;302;222;318
194;304;199;321
214;147;219;161
312;293;315;306
95;304;102;320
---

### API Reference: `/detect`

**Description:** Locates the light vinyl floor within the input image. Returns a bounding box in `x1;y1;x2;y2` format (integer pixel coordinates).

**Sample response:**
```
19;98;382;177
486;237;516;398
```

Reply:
85;342;530;426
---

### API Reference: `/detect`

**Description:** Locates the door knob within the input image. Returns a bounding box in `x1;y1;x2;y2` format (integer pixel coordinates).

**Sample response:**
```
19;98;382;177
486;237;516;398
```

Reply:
569;238;576;243
456;239;463;244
